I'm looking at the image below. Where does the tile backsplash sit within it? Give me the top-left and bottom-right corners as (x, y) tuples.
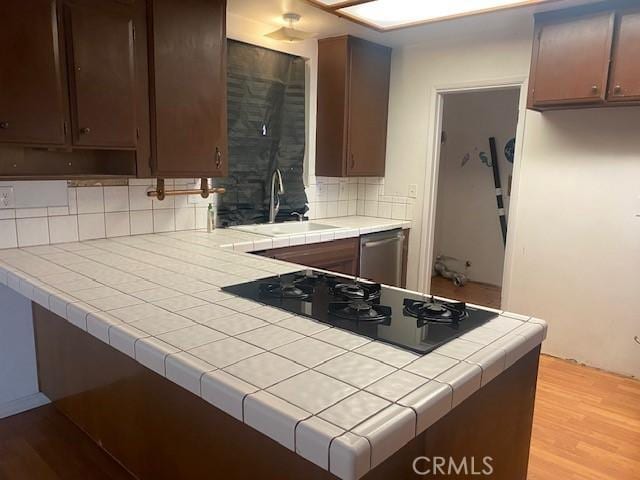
(0, 179), (212, 249)
(306, 177), (414, 222)
(0, 176), (414, 249)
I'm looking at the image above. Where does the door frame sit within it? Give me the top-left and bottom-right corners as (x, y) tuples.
(416, 76), (529, 309)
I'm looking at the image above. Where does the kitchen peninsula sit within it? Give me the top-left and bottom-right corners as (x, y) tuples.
(0, 218), (546, 480)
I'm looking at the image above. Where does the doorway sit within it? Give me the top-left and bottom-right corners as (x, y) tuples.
(429, 88), (520, 309)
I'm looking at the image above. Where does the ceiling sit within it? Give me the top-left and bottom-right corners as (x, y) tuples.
(227, 0), (601, 47)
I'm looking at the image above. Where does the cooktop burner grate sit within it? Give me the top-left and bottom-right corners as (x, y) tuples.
(403, 298), (468, 324)
(328, 278), (381, 301)
(259, 277), (314, 300)
(328, 300), (391, 323)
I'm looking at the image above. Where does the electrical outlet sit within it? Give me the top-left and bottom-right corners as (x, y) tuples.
(0, 187), (15, 209)
(408, 184), (418, 199)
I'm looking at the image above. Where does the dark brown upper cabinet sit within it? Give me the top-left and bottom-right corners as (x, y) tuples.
(147, 0), (228, 178)
(528, 2), (640, 111)
(0, 0), (148, 178)
(0, 0), (68, 146)
(608, 8), (640, 102)
(65, 1), (137, 149)
(316, 36), (391, 177)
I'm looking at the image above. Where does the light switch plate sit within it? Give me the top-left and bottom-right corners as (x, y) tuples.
(0, 187), (15, 209)
(408, 184), (418, 199)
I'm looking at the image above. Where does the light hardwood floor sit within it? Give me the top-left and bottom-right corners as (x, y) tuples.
(1, 356), (638, 479)
(430, 275), (502, 309)
(529, 355), (640, 480)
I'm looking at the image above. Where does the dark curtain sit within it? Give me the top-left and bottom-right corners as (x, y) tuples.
(213, 40), (308, 226)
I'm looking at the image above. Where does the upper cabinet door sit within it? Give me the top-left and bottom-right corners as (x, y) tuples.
(608, 9), (640, 102)
(316, 35), (391, 178)
(149, 0), (228, 178)
(529, 11), (615, 108)
(347, 38), (391, 177)
(66, 2), (137, 148)
(0, 0), (68, 145)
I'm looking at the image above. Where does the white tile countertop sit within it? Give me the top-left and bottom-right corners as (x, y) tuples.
(0, 220), (546, 480)
(206, 216), (411, 252)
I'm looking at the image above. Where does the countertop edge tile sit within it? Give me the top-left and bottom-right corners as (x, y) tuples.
(134, 337), (180, 376)
(108, 323), (149, 358)
(463, 345), (508, 387)
(244, 391), (311, 451)
(329, 432), (371, 480)
(201, 370), (259, 422)
(86, 312), (122, 344)
(528, 317), (548, 340)
(435, 362), (482, 408)
(351, 404), (416, 469)
(66, 302), (99, 331)
(296, 416), (345, 470)
(165, 351), (217, 396)
(398, 380), (453, 435)
(49, 293), (78, 320)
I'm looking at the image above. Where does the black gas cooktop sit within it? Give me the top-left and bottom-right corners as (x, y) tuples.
(222, 270), (498, 354)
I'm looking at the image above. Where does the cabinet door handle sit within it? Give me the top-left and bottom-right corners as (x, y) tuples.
(591, 85), (599, 94)
(79, 127), (91, 135)
(0, 121), (9, 129)
(613, 84), (622, 94)
(350, 153), (355, 169)
(215, 147), (223, 170)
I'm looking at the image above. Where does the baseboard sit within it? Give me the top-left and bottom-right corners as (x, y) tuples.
(0, 392), (50, 419)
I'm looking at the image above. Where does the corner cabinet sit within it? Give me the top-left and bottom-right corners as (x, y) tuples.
(528, 4), (640, 111)
(316, 36), (391, 177)
(0, 0), (227, 180)
(0, 0), (149, 178)
(147, 0), (228, 178)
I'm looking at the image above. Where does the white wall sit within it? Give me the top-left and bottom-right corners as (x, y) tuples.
(384, 15), (534, 291)
(385, 16), (640, 377)
(0, 285), (39, 406)
(508, 107), (640, 378)
(434, 89), (519, 286)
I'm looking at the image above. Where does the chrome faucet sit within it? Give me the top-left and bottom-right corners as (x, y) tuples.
(268, 168), (284, 223)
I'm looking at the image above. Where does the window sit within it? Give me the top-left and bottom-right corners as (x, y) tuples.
(213, 40), (308, 226)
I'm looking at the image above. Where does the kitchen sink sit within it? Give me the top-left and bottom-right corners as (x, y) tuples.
(231, 222), (339, 237)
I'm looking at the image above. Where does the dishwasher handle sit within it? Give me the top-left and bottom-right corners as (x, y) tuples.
(361, 233), (405, 249)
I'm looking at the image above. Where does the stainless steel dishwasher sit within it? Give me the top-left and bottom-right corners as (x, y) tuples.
(359, 229), (406, 287)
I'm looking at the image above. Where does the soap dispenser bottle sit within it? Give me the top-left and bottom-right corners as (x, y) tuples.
(207, 203), (216, 232)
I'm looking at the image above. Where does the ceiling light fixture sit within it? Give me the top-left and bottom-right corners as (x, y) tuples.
(265, 13), (313, 42)
(310, 0), (555, 30)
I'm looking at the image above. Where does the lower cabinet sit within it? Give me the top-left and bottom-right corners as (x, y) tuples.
(255, 238), (359, 276)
